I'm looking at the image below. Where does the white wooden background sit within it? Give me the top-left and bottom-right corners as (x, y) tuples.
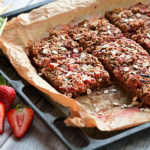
(1, 0), (150, 150)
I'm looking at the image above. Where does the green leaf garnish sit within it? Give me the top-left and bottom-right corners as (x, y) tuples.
(0, 17), (7, 36)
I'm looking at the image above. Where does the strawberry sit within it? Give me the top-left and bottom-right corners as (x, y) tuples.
(7, 105), (34, 139)
(0, 102), (5, 134)
(0, 85), (16, 112)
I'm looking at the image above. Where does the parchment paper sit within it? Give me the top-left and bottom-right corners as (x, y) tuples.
(0, 0), (150, 131)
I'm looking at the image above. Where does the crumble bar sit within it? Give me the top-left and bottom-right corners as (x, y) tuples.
(93, 38), (150, 105)
(105, 2), (150, 53)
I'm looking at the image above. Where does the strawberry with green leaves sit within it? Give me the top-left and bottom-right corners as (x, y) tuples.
(7, 105), (34, 138)
(0, 75), (16, 112)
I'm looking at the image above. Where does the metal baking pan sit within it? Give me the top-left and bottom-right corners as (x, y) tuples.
(1, 1), (150, 150)
(1, 0), (55, 18)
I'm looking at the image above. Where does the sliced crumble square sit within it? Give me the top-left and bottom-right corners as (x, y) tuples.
(41, 52), (111, 97)
(27, 30), (111, 97)
(105, 2), (150, 53)
(105, 4), (148, 34)
(93, 38), (150, 105)
(69, 17), (123, 53)
(123, 3), (150, 53)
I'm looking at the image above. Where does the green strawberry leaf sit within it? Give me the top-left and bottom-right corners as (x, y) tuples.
(7, 82), (10, 86)
(0, 17), (7, 36)
(0, 75), (10, 86)
(0, 75), (6, 85)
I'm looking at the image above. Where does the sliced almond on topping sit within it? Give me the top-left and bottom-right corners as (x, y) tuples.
(144, 38), (150, 43)
(66, 72), (73, 76)
(118, 11), (124, 17)
(123, 67), (129, 72)
(126, 55), (131, 59)
(132, 50), (137, 54)
(107, 30), (112, 34)
(57, 42), (62, 47)
(82, 74), (91, 81)
(143, 62), (149, 67)
(95, 107), (99, 112)
(38, 73), (43, 76)
(82, 64), (88, 71)
(127, 104), (133, 108)
(120, 105), (124, 109)
(95, 70), (100, 75)
(131, 44), (135, 47)
(93, 103), (96, 107)
(107, 25), (111, 29)
(67, 93), (73, 97)
(50, 63), (59, 67)
(76, 34), (81, 37)
(101, 45), (108, 48)
(140, 108), (144, 112)
(147, 33), (150, 38)
(61, 35), (66, 40)
(84, 23), (88, 28)
(104, 90), (109, 94)
(96, 46), (101, 51)
(111, 50), (117, 55)
(113, 102), (119, 106)
(129, 18), (133, 22)
(52, 50), (58, 54)
(87, 65), (93, 70)
(136, 13), (141, 17)
(75, 37), (81, 40)
(123, 104), (128, 108)
(87, 89), (92, 95)
(111, 89), (117, 92)
(73, 48), (78, 53)
(95, 30), (98, 34)
(71, 42), (76, 47)
(42, 44), (49, 49)
(59, 46), (67, 51)
(120, 54), (125, 57)
(98, 112), (102, 115)
(123, 18), (128, 22)
(80, 53), (86, 59)
(114, 29), (119, 33)
(144, 108), (150, 112)
(69, 59), (75, 64)
(133, 65), (139, 69)
(43, 49), (48, 54)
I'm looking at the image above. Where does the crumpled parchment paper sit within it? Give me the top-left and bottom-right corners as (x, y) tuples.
(0, 0), (150, 131)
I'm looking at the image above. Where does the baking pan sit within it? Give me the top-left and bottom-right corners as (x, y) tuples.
(1, 0), (55, 18)
(1, 1), (150, 150)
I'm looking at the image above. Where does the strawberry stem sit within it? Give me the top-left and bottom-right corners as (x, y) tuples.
(15, 104), (23, 112)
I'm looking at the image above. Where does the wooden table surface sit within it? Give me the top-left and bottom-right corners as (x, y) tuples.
(1, 1), (150, 150)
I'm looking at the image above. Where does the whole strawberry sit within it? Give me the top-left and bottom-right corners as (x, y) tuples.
(0, 85), (16, 112)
